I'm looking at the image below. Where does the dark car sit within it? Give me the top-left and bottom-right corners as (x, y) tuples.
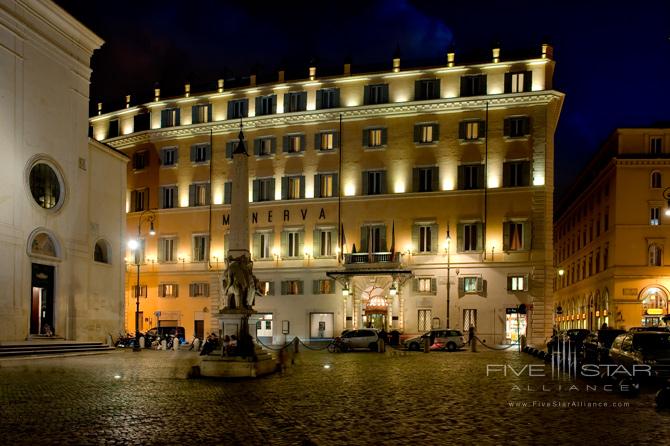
(582, 329), (626, 364)
(628, 326), (670, 332)
(548, 329), (590, 358)
(609, 331), (670, 380)
(144, 326), (186, 347)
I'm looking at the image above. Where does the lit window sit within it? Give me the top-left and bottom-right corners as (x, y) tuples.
(651, 207), (661, 226)
(158, 237), (176, 263)
(649, 244), (663, 266)
(160, 108), (179, 127)
(189, 282), (209, 297)
(504, 222), (526, 251)
(318, 174), (334, 198)
(254, 178), (275, 202)
(506, 71), (532, 93)
(463, 277), (479, 293)
(287, 232), (300, 257)
(417, 278), (433, 293)
(258, 232), (271, 259)
(190, 183), (210, 206)
(192, 104), (211, 124)
(159, 283), (178, 297)
(288, 135), (302, 152)
(319, 230), (333, 256)
(321, 132), (334, 150)
(368, 129), (383, 147)
(418, 225), (432, 253)
(508, 275), (527, 291)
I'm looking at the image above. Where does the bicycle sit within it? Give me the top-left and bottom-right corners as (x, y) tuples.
(327, 337), (349, 353)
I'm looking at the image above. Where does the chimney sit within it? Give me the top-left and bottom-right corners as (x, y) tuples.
(125, 95), (131, 108)
(250, 73), (256, 87)
(309, 66), (316, 80)
(97, 102), (102, 115)
(542, 43), (554, 59)
(154, 83), (160, 101)
(447, 51), (455, 67)
(344, 56), (352, 76)
(278, 70), (285, 82)
(492, 47), (500, 63)
(392, 45), (401, 72)
(184, 82), (191, 97)
(217, 79), (224, 93)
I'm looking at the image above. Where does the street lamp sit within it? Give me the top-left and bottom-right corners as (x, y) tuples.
(129, 210), (156, 352)
(446, 224), (452, 328)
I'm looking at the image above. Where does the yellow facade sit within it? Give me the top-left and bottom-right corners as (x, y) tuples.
(92, 45), (563, 345)
(555, 128), (670, 331)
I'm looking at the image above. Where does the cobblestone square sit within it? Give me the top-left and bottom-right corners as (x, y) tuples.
(1, 348), (670, 445)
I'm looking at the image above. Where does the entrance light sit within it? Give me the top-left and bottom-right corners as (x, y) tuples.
(342, 283), (349, 296)
(389, 283), (397, 296)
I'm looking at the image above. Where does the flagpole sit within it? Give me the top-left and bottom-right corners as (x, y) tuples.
(338, 113), (343, 263)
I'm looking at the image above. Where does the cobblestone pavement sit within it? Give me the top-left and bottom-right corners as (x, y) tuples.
(1, 346), (670, 445)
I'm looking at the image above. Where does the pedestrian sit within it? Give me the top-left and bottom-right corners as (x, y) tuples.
(378, 327), (387, 344)
(221, 335), (230, 357)
(600, 322), (608, 330)
(468, 326), (475, 344)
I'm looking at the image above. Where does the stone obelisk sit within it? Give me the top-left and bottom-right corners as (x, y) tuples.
(228, 127), (250, 260)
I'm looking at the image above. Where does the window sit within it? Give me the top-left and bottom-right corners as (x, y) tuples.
(360, 225), (386, 252)
(282, 230), (303, 258)
(414, 79), (440, 100)
(364, 84), (389, 105)
(415, 277), (436, 294)
(160, 147), (178, 167)
(504, 71), (532, 93)
(189, 183), (210, 206)
(504, 117), (531, 138)
(651, 207), (661, 226)
(363, 170), (386, 195)
(414, 167), (438, 192)
(461, 277), (482, 293)
(315, 131), (338, 151)
(254, 231), (273, 260)
(460, 74), (487, 96)
(284, 92), (307, 112)
(463, 309), (477, 332)
(256, 94), (276, 116)
(418, 309), (432, 331)
(458, 223), (482, 252)
(314, 279), (335, 294)
(189, 282), (209, 297)
(281, 280), (303, 295)
(650, 244), (663, 266)
(508, 275), (528, 292)
(130, 189), (148, 212)
(254, 137), (276, 156)
(192, 235), (209, 262)
(94, 240), (110, 264)
(364, 128), (386, 148)
(132, 151), (148, 170)
(108, 119), (119, 138)
(314, 228), (334, 257)
(459, 121), (485, 140)
(259, 281), (275, 296)
(282, 175), (304, 200)
(414, 223), (437, 253)
(283, 134), (305, 153)
(650, 137), (663, 154)
(458, 165), (483, 190)
(227, 99), (248, 119)
(316, 88), (340, 109)
(224, 182), (232, 204)
(314, 173), (337, 198)
(191, 104), (212, 124)
(158, 237), (176, 263)
(651, 171), (662, 188)
(503, 161), (530, 187)
(191, 144), (211, 163)
(253, 178), (275, 202)
(160, 108), (180, 127)
(414, 124), (438, 144)
(225, 140), (238, 159)
(158, 284), (179, 298)
(159, 186), (177, 209)
(134, 112), (150, 132)
(503, 221), (528, 251)
(29, 162), (62, 209)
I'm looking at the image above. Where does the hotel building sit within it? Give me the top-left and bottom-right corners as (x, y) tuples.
(555, 127), (670, 330)
(91, 44), (563, 345)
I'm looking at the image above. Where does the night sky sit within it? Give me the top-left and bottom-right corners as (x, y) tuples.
(56, 0), (670, 194)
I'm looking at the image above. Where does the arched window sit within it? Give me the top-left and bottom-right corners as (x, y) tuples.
(651, 171), (662, 189)
(94, 239), (111, 264)
(649, 244), (663, 266)
(28, 230), (60, 259)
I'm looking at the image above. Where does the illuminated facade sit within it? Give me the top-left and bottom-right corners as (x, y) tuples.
(555, 128), (670, 330)
(92, 44), (563, 345)
(0, 0), (126, 342)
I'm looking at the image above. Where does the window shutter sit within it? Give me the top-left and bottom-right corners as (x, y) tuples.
(477, 165), (485, 189)
(313, 280), (320, 294)
(299, 92), (307, 111)
(333, 89), (340, 107)
(159, 149), (165, 165)
(380, 171), (387, 194)
(269, 137), (276, 154)
(433, 124), (440, 141)
(362, 129), (369, 147)
(413, 125), (421, 143)
(252, 179), (259, 202)
(227, 101), (233, 119)
(191, 106), (198, 124)
(523, 221), (532, 250)
(478, 121), (486, 138)
(281, 231), (288, 258)
(457, 166), (465, 190)
(503, 118), (511, 137)
(412, 168), (420, 192)
(281, 281), (288, 295)
(130, 191), (137, 211)
(255, 96), (262, 115)
(476, 223), (484, 251)
(224, 182), (232, 204)
(382, 85), (389, 103)
(504, 72), (512, 93)
(314, 174), (321, 198)
(430, 224), (438, 253)
(523, 274), (529, 292)
(333, 173), (339, 197)
(300, 175), (305, 198)
(414, 80), (422, 100)
(431, 166), (439, 192)
(189, 283), (195, 298)
(523, 71), (532, 92)
(315, 90), (323, 109)
(254, 139), (261, 156)
(503, 222), (511, 251)
(272, 95), (277, 114)
(282, 136), (289, 152)
(207, 104), (213, 122)
(298, 281), (304, 295)
(460, 77), (467, 97)
(431, 278), (437, 294)
(413, 278), (418, 292)
(205, 183), (211, 205)
(190, 146), (196, 162)
(522, 117), (531, 136)
(268, 281), (275, 296)
(522, 161), (531, 186)
(411, 225), (419, 253)
(363, 85), (370, 105)
(253, 233), (261, 259)
(476, 277), (484, 293)
(360, 226), (368, 253)
(283, 93), (290, 112)
(281, 177), (288, 200)
(226, 142), (233, 159)
(158, 188), (164, 209)
(362, 171), (369, 195)
(269, 178), (275, 200)
(333, 131), (340, 149)
(458, 277), (465, 295)
(314, 133), (322, 151)
(313, 229), (321, 257)
(189, 184), (196, 207)
(300, 135), (306, 151)
(158, 284), (164, 297)
(503, 163), (511, 188)
(242, 100), (248, 117)
(174, 284), (179, 297)
(298, 231), (304, 256)
(160, 110), (167, 127)
(457, 223), (465, 252)
(158, 239), (165, 262)
(506, 275), (513, 291)
(380, 225), (387, 251)
(381, 128), (388, 146)
(480, 76), (487, 95)
(458, 122), (467, 139)
(205, 145), (211, 162)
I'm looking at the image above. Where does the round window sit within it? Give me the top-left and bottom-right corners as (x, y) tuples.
(29, 163), (61, 209)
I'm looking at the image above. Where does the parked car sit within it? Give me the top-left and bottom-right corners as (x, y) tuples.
(609, 331), (670, 380)
(404, 329), (466, 352)
(340, 329), (379, 351)
(581, 329), (626, 364)
(628, 326), (670, 332)
(547, 329), (590, 360)
(144, 326), (186, 347)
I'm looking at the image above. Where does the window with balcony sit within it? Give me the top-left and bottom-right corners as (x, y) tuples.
(458, 222), (483, 252)
(362, 170), (386, 195)
(255, 94), (276, 116)
(158, 237), (176, 263)
(283, 134), (305, 153)
(314, 173), (337, 198)
(650, 137), (663, 154)
(503, 161), (530, 187)
(360, 225), (386, 253)
(413, 167), (438, 192)
(503, 221), (529, 251)
(192, 235), (209, 262)
(227, 99), (248, 119)
(282, 175), (304, 200)
(458, 164), (484, 190)
(160, 108), (180, 127)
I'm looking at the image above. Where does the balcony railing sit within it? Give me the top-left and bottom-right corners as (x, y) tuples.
(344, 252), (400, 265)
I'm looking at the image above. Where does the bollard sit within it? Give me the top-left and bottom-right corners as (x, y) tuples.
(173, 337), (179, 351)
(423, 337), (430, 353)
(378, 338), (385, 353)
(471, 336), (477, 352)
(293, 337), (300, 354)
(139, 336), (145, 349)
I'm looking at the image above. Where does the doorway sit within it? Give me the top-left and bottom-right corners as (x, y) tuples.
(194, 320), (205, 339)
(31, 263), (55, 335)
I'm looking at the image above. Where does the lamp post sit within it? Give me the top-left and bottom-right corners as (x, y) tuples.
(128, 209), (156, 352)
(446, 225), (451, 329)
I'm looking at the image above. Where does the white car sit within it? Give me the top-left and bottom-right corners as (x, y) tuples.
(404, 329), (465, 351)
(340, 329), (380, 351)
